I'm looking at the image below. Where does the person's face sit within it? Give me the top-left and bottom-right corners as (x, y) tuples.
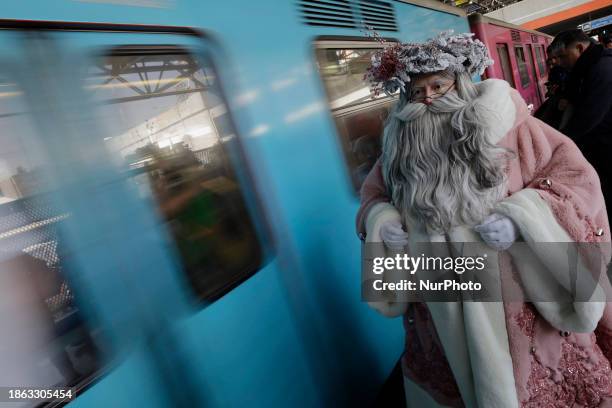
(409, 73), (456, 105)
(546, 56), (558, 69)
(556, 42), (588, 70)
(546, 83), (559, 95)
(605, 42), (612, 49)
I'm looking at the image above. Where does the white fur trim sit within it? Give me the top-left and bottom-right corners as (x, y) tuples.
(426, 226), (518, 408)
(364, 202), (408, 317)
(473, 79), (516, 145)
(376, 212), (518, 406)
(367, 300), (408, 318)
(495, 189), (605, 332)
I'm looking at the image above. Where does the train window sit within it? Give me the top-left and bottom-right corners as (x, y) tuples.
(514, 46), (531, 88)
(86, 51), (264, 302)
(496, 44), (516, 88)
(0, 75), (103, 395)
(525, 44), (537, 80)
(535, 46), (546, 77)
(314, 42), (397, 192)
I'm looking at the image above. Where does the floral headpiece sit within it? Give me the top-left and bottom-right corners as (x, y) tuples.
(363, 29), (494, 97)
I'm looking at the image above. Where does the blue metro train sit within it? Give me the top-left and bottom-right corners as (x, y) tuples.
(0, 1), (471, 406)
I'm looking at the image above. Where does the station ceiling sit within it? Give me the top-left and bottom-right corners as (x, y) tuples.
(439, 0), (523, 15)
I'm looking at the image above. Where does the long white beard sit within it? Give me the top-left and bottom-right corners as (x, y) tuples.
(381, 91), (510, 233)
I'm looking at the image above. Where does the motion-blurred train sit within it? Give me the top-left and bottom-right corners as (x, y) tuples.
(0, 1), (551, 407)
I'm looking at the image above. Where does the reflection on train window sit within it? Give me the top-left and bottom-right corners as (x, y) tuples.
(535, 45), (546, 77)
(514, 46), (531, 88)
(314, 43), (397, 192)
(0, 76), (102, 397)
(87, 51), (263, 301)
(496, 43), (516, 88)
(315, 46), (395, 109)
(334, 106), (389, 189)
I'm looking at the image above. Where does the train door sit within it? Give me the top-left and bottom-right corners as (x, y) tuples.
(0, 25), (324, 407)
(525, 44), (543, 106)
(495, 43), (516, 88)
(513, 45), (537, 111)
(0, 29), (193, 407)
(533, 44), (549, 102)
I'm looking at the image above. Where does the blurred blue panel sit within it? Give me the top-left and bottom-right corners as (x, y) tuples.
(69, 348), (172, 408)
(176, 260), (322, 407)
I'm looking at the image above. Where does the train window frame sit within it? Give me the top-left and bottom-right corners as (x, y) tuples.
(0, 23), (275, 306)
(514, 45), (531, 89)
(524, 44), (537, 80)
(91, 44), (273, 304)
(534, 45), (546, 78)
(313, 38), (400, 195)
(496, 43), (516, 88)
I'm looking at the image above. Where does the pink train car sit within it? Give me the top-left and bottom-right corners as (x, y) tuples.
(470, 14), (553, 112)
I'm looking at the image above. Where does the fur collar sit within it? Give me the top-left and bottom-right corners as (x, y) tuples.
(473, 79), (518, 145)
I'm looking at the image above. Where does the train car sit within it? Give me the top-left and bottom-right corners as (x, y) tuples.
(0, 1), (472, 407)
(469, 13), (553, 111)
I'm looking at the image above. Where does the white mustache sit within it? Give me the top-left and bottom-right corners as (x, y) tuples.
(394, 91), (467, 122)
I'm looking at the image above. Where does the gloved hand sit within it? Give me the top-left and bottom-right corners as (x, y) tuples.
(368, 300), (408, 317)
(474, 213), (519, 251)
(380, 220), (409, 250)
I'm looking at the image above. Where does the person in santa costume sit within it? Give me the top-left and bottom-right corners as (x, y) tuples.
(357, 31), (612, 407)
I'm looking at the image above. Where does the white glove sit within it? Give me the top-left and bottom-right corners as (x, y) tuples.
(380, 220), (409, 249)
(474, 213), (519, 251)
(368, 300), (408, 317)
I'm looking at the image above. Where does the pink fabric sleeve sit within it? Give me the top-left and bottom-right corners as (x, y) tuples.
(508, 112), (612, 357)
(512, 114), (610, 244)
(355, 159), (390, 237)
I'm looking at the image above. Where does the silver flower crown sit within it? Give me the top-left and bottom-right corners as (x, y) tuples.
(364, 29), (494, 97)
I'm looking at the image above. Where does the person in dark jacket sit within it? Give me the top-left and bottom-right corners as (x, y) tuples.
(551, 29), (612, 208)
(533, 65), (570, 129)
(602, 31), (612, 49)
